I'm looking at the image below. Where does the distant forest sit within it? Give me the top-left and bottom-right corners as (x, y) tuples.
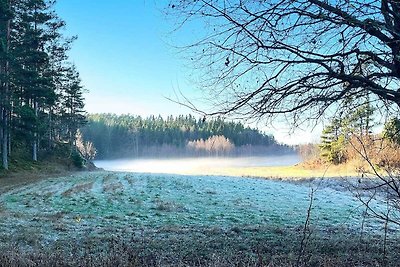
(81, 114), (292, 159)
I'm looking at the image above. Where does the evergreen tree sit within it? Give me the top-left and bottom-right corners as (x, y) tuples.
(0, 0), (12, 169)
(12, 0), (56, 161)
(319, 100), (375, 164)
(383, 118), (400, 145)
(59, 65), (86, 146)
(81, 114), (283, 159)
(347, 102), (375, 136)
(0, 0), (87, 169)
(319, 119), (348, 164)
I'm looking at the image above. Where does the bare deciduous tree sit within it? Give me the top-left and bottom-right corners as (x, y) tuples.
(168, 1), (400, 257)
(167, 0), (400, 124)
(187, 135), (235, 155)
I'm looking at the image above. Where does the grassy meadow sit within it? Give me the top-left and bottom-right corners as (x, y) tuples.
(0, 170), (399, 266)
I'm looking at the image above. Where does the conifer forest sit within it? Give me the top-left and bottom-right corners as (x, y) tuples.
(82, 114), (289, 159)
(0, 0), (85, 170)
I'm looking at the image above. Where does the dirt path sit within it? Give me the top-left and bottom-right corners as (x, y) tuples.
(0, 170), (84, 194)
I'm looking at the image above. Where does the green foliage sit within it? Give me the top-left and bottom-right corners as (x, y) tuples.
(319, 101), (375, 165)
(383, 118), (400, 145)
(319, 119), (348, 164)
(70, 149), (84, 168)
(0, 0), (87, 169)
(347, 103), (375, 136)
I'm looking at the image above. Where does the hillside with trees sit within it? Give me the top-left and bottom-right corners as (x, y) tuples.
(0, 0), (87, 170)
(81, 113), (291, 159)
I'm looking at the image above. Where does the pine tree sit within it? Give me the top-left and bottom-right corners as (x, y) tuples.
(383, 118), (400, 145)
(10, 0), (54, 161)
(59, 65), (86, 147)
(348, 102), (375, 136)
(43, 11), (75, 149)
(0, 0), (13, 169)
(319, 99), (376, 164)
(0, 0), (87, 169)
(319, 119), (347, 164)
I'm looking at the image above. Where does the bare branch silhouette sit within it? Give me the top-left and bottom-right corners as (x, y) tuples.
(166, 0), (400, 123)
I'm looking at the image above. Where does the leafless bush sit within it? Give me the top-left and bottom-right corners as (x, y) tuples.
(296, 143), (320, 161)
(346, 135), (400, 172)
(186, 135), (235, 156)
(342, 135), (400, 267)
(76, 130), (97, 160)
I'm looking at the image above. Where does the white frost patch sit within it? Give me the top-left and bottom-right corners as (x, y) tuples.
(0, 171), (396, 249)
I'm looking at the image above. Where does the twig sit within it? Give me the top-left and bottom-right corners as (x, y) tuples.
(296, 188), (315, 267)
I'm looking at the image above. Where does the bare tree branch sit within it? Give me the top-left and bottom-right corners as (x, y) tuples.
(167, 0), (400, 123)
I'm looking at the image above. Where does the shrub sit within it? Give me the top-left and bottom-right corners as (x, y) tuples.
(71, 150), (85, 168)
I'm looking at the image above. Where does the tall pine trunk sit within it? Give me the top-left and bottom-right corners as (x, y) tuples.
(32, 6), (38, 162)
(33, 100), (38, 161)
(0, 60), (4, 169)
(1, 5), (11, 170)
(2, 109), (8, 169)
(48, 109), (52, 149)
(8, 103), (11, 156)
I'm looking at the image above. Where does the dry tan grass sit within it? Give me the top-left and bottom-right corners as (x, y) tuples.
(62, 181), (94, 196)
(193, 163), (359, 179)
(0, 235), (395, 267)
(102, 173), (117, 184)
(103, 181), (123, 193)
(124, 174), (136, 186)
(295, 136), (400, 178)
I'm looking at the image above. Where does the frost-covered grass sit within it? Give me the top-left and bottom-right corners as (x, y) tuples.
(0, 171), (399, 266)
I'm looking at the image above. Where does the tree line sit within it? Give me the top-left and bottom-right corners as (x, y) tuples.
(81, 113), (290, 159)
(319, 99), (375, 164)
(0, 0), (86, 169)
(318, 114), (400, 168)
(296, 96), (400, 168)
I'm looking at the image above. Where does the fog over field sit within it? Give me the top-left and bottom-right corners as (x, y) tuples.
(94, 154), (301, 174)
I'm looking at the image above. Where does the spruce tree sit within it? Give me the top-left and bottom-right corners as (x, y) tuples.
(60, 65), (86, 147)
(0, 0), (12, 169)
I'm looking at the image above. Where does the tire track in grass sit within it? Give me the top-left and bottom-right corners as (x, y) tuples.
(120, 173), (144, 222)
(0, 171), (398, 254)
(61, 181), (94, 197)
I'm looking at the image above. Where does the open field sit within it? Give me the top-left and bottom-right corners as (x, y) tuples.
(94, 155), (359, 179)
(184, 164), (360, 179)
(0, 171), (399, 266)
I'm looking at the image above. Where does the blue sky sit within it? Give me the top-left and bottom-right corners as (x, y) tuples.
(55, 0), (193, 116)
(54, 0), (319, 144)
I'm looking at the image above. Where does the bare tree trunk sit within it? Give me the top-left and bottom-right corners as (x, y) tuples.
(135, 131), (139, 157)
(33, 100), (38, 162)
(8, 107), (11, 156)
(2, 109), (8, 169)
(0, 74), (3, 169)
(48, 108), (52, 149)
(6, 13), (10, 159)
(1, 7), (11, 170)
(32, 4), (38, 162)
